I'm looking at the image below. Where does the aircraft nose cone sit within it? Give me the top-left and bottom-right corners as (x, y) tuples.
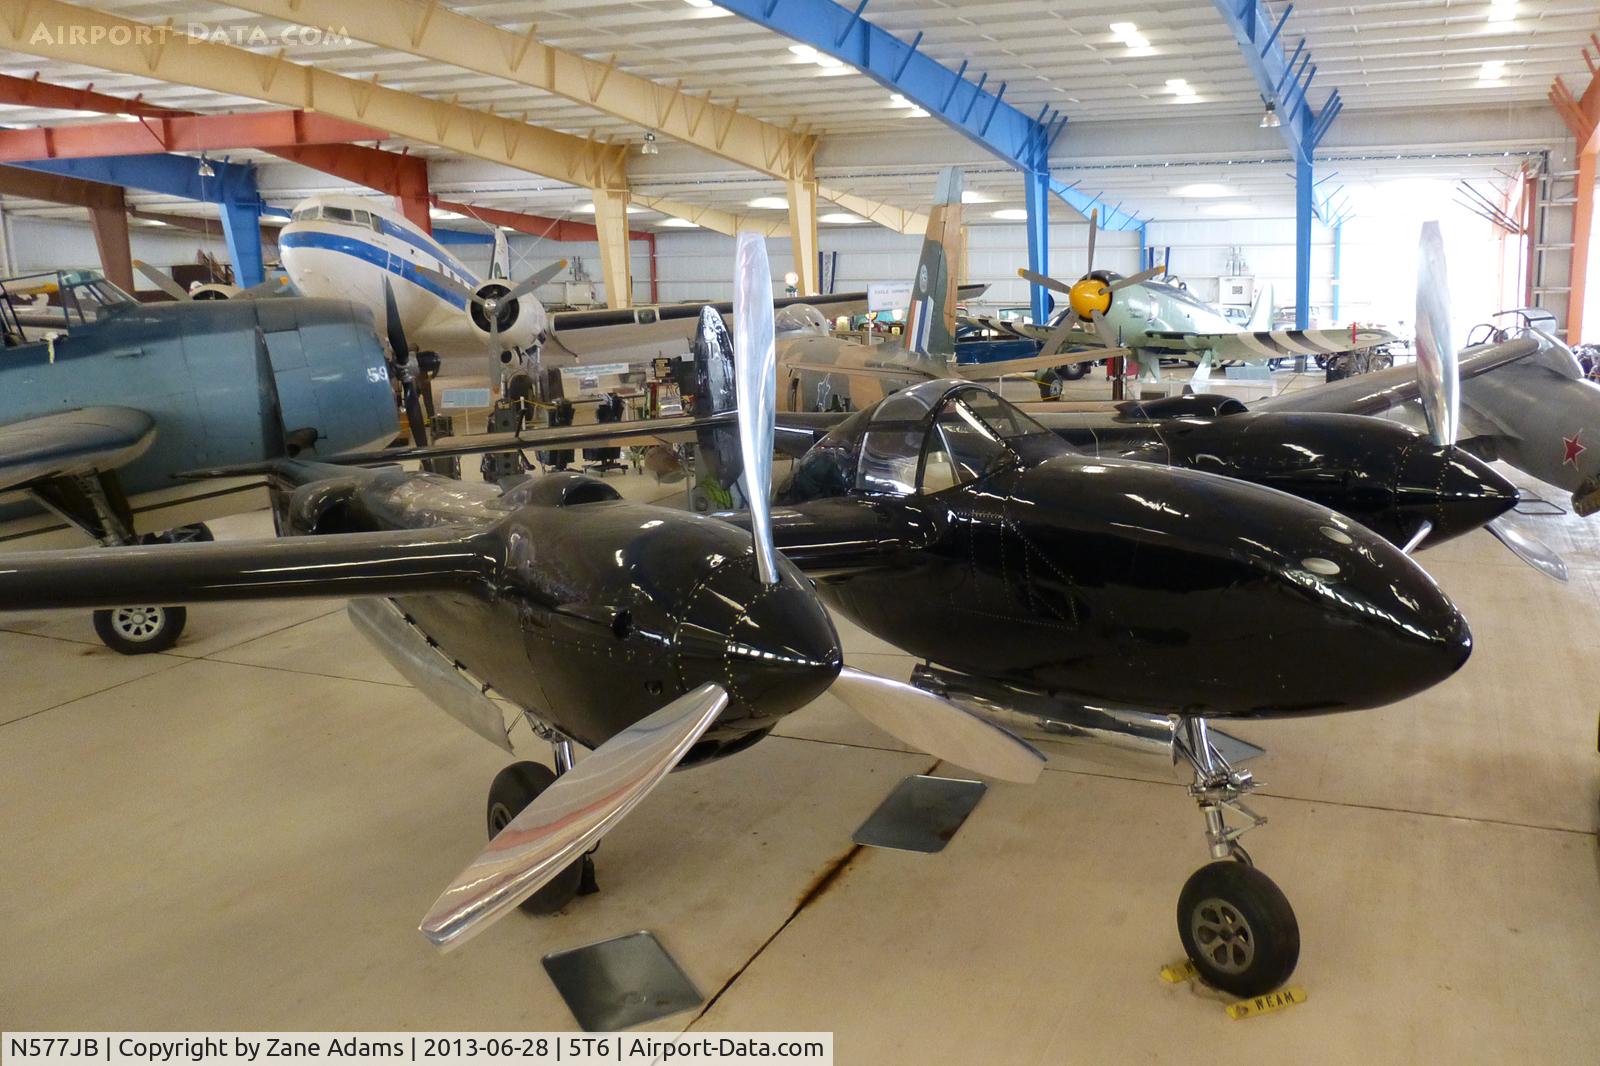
(1274, 521), (1473, 710)
(1395, 442), (1519, 546)
(722, 580), (844, 718)
(676, 553), (842, 724)
(1068, 277), (1111, 319)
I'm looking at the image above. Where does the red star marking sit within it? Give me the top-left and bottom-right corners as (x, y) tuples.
(1563, 431), (1586, 466)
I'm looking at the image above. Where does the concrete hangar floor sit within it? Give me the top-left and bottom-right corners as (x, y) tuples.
(1, 461), (1597, 1063)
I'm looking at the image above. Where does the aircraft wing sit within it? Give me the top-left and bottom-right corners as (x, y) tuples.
(0, 525), (495, 609)
(0, 406), (156, 494)
(1182, 326), (1397, 360)
(1253, 337), (1540, 416)
(957, 348), (1130, 378)
(546, 284), (989, 364)
(785, 359), (939, 381)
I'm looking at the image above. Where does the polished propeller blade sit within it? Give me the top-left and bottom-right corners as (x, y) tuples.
(733, 231), (780, 586)
(1038, 313), (1090, 359)
(1017, 267), (1074, 296)
(1401, 520), (1433, 555)
(495, 259), (568, 305)
(1415, 220), (1459, 447)
(133, 260), (191, 301)
(1487, 516), (1568, 583)
(1413, 223), (1567, 580)
(420, 683), (728, 950)
(829, 667), (1046, 784)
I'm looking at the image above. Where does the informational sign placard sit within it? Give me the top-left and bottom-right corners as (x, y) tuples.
(439, 388), (492, 409)
(867, 280), (913, 313)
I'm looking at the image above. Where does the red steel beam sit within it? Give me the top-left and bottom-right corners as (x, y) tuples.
(0, 72), (432, 233)
(0, 111), (390, 162)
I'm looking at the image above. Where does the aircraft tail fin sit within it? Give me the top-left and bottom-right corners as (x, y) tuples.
(491, 229), (511, 280)
(902, 167), (965, 363)
(1246, 283), (1273, 331)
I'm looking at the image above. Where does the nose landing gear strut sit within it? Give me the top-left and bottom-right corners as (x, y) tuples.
(1173, 717), (1299, 997)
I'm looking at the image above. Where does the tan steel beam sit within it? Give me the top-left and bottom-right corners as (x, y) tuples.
(626, 194), (789, 238)
(0, 0), (628, 192)
(592, 188), (634, 310)
(786, 177), (818, 295)
(816, 185), (928, 235)
(235, 0), (817, 183)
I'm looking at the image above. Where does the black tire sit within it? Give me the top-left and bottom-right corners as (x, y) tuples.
(1056, 362), (1090, 381)
(1177, 860), (1300, 997)
(92, 605), (187, 655)
(485, 760), (584, 915)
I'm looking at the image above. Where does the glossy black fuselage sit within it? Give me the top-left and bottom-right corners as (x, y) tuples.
(1032, 407), (1518, 550)
(768, 384), (1472, 719)
(288, 467), (841, 756)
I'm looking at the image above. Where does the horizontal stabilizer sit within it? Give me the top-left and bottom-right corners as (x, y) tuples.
(0, 526), (496, 610)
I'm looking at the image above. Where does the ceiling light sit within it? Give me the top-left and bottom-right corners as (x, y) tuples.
(196, 156), (215, 178)
(1109, 22), (1137, 36)
(1165, 78), (1189, 89)
(684, 0), (714, 6)
(574, 203), (645, 215)
(816, 55), (843, 69)
(888, 93), (912, 108)
(117, 113), (142, 122)
(789, 44), (817, 60)
(961, 190), (994, 204)
(1487, 1), (1517, 24)
(640, 131), (659, 155)
(658, 218), (699, 228)
(1259, 101), (1281, 128)
(1477, 59), (1507, 85)
(1174, 183), (1231, 198)
(144, 218), (168, 226)
(992, 208), (1028, 220)
(820, 212), (868, 224)
(905, 107), (930, 118)
(748, 196), (788, 209)
(430, 207), (465, 220)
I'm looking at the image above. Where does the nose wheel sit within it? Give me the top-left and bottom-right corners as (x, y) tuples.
(1173, 717), (1299, 997)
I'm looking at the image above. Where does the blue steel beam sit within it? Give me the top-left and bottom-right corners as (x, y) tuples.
(718, 0), (1145, 321)
(1213, 0), (1345, 328)
(18, 154), (268, 286)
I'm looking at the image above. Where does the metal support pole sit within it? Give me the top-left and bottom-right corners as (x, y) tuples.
(1024, 167), (1050, 325)
(1331, 220), (1342, 322)
(1295, 156), (1313, 331)
(218, 196), (265, 288)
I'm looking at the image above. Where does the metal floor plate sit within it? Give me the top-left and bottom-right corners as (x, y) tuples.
(852, 774), (987, 854)
(542, 930), (702, 1031)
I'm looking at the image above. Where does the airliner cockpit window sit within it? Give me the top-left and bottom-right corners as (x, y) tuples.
(322, 206), (356, 224)
(291, 205), (321, 222)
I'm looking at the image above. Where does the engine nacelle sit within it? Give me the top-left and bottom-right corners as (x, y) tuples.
(470, 281), (545, 354)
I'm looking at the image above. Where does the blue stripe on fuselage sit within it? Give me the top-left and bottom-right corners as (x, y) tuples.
(374, 217), (478, 280)
(279, 229), (471, 310)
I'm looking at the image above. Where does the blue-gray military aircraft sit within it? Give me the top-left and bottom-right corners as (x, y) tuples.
(0, 268), (398, 651)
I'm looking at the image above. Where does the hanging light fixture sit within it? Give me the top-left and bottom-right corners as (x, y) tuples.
(640, 132), (659, 156)
(1259, 100), (1281, 129)
(196, 154), (215, 177)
